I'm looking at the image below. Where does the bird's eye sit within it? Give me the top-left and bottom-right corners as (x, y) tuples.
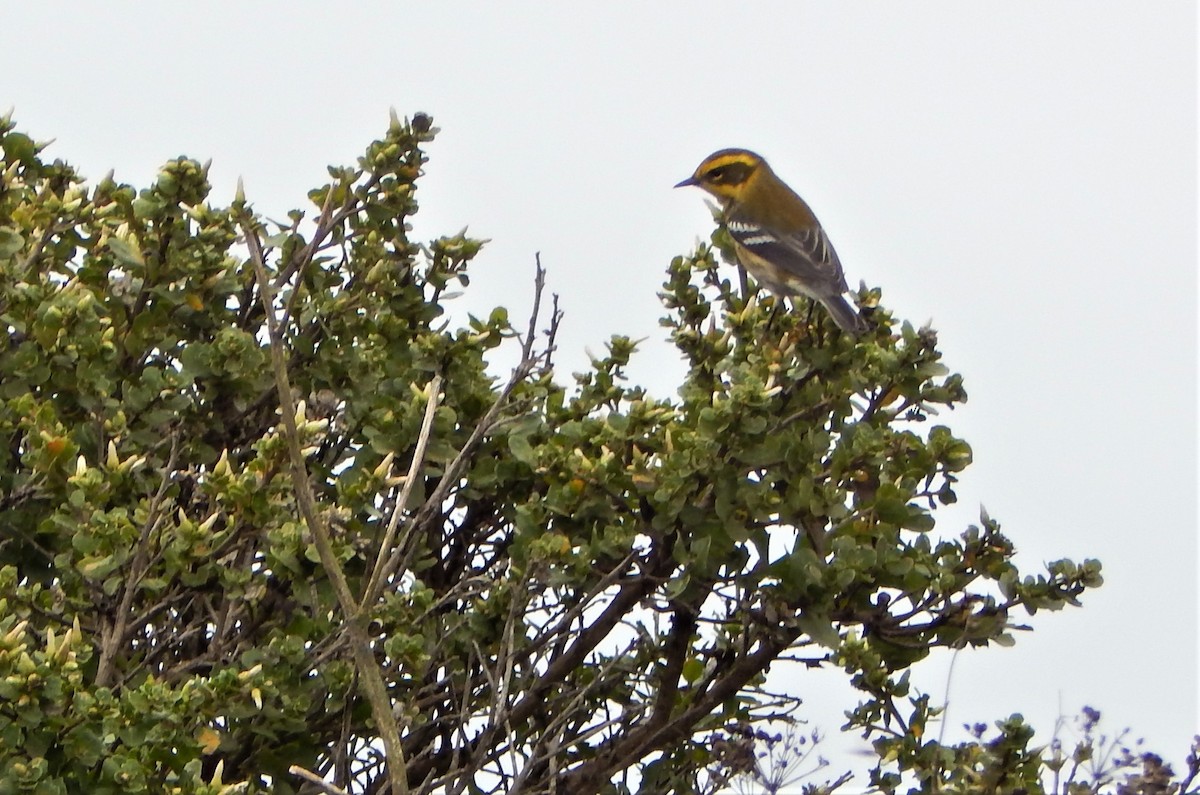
(707, 167), (725, 182)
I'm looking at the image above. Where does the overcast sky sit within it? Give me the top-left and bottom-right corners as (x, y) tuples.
(3, 1), (1195, 784)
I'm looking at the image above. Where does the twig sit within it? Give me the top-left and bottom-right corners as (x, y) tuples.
(289, 765), (349, 795)
(378, 257), (550, 592)
(937, 644), (964, 747)
(241, 214), (410, 795)
(501, 542), (675, 741)
(362, 373), (444, 609)
(464, 569), (530, 785)
(514, 549), (638, 667)
(440, 655), (481, 795)
(540, 292), (564, 376)
(96, 434), (179, 687)
(558, 626), (804, 793)
(273, 176), (372, 288)
(16, 224), (57, 278)
(509, 646), (650, 795)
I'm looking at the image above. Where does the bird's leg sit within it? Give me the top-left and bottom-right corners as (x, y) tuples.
(805, 299), (824, 345)
(765, 297), (783, 334)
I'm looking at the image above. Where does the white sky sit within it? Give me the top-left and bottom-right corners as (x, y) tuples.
(3, 1), (1195, 785)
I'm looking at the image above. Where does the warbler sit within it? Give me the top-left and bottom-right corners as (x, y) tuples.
(676, 148), (869, 336)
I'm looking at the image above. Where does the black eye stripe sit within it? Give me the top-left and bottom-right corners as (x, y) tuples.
(705, 162), (752, 185)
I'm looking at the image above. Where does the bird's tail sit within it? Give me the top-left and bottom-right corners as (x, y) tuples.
(820, 294), (870, 337)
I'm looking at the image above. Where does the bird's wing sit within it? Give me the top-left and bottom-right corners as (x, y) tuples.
(726, 217), (850, 294)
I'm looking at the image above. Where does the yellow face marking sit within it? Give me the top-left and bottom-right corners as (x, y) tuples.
(681, 149), (766, 202)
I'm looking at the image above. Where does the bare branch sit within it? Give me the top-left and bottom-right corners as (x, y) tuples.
(96, 434), (179, 688)
(559, 626), (802, 793)
(274, 174), (374, 289)
(241, 213), (410, 795)
(289, 765), (349, 795)
(362, 373), (444, 609)
(380, 258), (550, 592)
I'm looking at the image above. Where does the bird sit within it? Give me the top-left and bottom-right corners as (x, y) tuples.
(675, 148), (869, 336)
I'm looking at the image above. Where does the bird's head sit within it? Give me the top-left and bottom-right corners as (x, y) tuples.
(674, 148), (767, 205)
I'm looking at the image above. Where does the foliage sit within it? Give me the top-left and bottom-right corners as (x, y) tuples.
(0, 109), (1132, 794)
(721, 711), (1200, 795)
(720, 721), (850, 795)
(1040, 709), (1200, 795)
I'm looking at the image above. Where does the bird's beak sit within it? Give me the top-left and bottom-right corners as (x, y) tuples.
(674, 176), (698, 188)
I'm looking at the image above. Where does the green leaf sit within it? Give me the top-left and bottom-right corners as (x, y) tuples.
(77, 554), (118, 580)
(2, 131), (36, 163)
(0, 226), (24, 258)
(507, 433), (536, 466)
(106, 236), (145, 267)
(773, 546), (823, 595)
(796, 610), (840, 649)
(902, 508), (936, 533)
